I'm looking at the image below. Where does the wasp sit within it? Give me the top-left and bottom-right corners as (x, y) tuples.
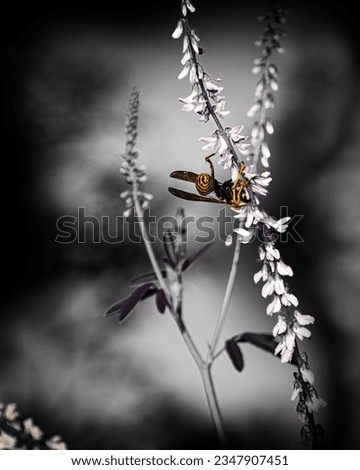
(168, 154), (250, 207)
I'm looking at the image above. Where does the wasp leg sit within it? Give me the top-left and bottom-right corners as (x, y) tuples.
(204, 153), (216, 178)
(231, 162), (250, 207)
(231, 161), (246, 188)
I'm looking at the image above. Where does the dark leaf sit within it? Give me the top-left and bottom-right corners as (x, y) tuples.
(104, 283), (156, 322)
(232, 332), (296, 365)
(238, 332), (277, 355)
(225, 339), (244, 372)
(182, 242), (213, 271)
(130, 270), (167, 287)
(163, 231), (177, 266)
(155, 289), (168, 314)
(140, 286), (158, 300)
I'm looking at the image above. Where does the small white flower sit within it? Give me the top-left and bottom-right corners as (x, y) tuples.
(225, 233), (233, 246)
(247, 101), (261, 117)
(120, 190), (130, 199)
(254, 268), (265, 284)
(204, 78), (222, 92)
(252, 65), (263, 75)
(172, 20), (184, 39)
(182, 34), (189, 53)
(266, 295), (282, 315)
(199, 134), (219, 151)
(47, 435), (67, 450)
(23, 418), (43, 441)
(261, 140), (270, 159)
(178, 61), (191, 80)
(0, 431), (17, 450)
(277, 259), (293, 276)
(234, 227), (255, 244)
(4, 403), (19, 421)
(273, 314), (287, 336)
(218, 149), (233, 170)
(290, 380), (302, 401)
(272, 216), (291, 233)
(294, 310), (315, 326)
(265, 243), (280, 261)
(185, 0), (196, 13)
(228, 124), (246, 143)
(142, 192), (153, 201)
(189, 64), (197, 83)
(293, 324), (312, 340)
(123, 208), (133, 218)
(190, 36), (199, 54)
(261, 155), (270, 167)
(281, 291), (299, 307)
(261, 276), (275, 297)
(306, 392), (327, 413)
(274, 274), (285, 295)
(265, 118), (274, 134)
(264, 93), (275, 109)
(300, 364), (315, 385)
(270, 78), (279, 91)
(274, 334), (295, 363)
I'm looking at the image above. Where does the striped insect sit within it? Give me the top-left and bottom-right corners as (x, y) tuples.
(168, 154), (250, 208)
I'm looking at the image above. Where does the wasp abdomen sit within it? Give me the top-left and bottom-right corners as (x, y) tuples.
(195, 173), (215, 195)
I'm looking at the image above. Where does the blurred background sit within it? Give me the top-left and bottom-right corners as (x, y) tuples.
(1, 0), (360, 449)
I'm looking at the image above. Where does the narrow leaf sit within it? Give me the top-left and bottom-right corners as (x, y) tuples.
(234, 332), (296, 365)
(155, 289), (168, 314)
(238, 332), (277, 354)
(104, 283), (156, 322)
(181, 243), (213, 271)
(163, 231), (177, 266)
(130, 270), (167, 287)
(225, 339), (244, 372)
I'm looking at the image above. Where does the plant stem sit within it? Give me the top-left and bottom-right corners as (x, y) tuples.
(200, 364), (227, 448)
(132, 182), (171, 300)
(172, 306), (228, 447)
(183, 21), (241, 167)
(208, 236), (242, 359)
(132, 184), (227, 446)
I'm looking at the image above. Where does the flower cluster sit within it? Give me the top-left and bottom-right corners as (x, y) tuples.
(172, 0), (251, 173)
(292, 355), (327, 433)
(248, 3), (287, 168)
(199, 126), (250, 171)
(0, 403), (66, 450)
(230, 160), (326, 424)
(252, 237), (327, 422)
(119, 87), (152, 217)
(173, 2), (229, 123)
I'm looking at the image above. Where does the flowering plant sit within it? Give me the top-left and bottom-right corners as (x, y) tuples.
(0, 403), (66, 450)
(105, 0), (326, 449)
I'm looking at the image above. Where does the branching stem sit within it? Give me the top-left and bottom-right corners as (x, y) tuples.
(132, 180), (227, 447)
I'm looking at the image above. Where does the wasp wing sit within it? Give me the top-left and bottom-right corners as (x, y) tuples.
(170, 171), (198, 183)
(168, 187), (226, 204)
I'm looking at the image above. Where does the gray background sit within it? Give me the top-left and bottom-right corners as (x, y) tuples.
(1, 0), (359, 449)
